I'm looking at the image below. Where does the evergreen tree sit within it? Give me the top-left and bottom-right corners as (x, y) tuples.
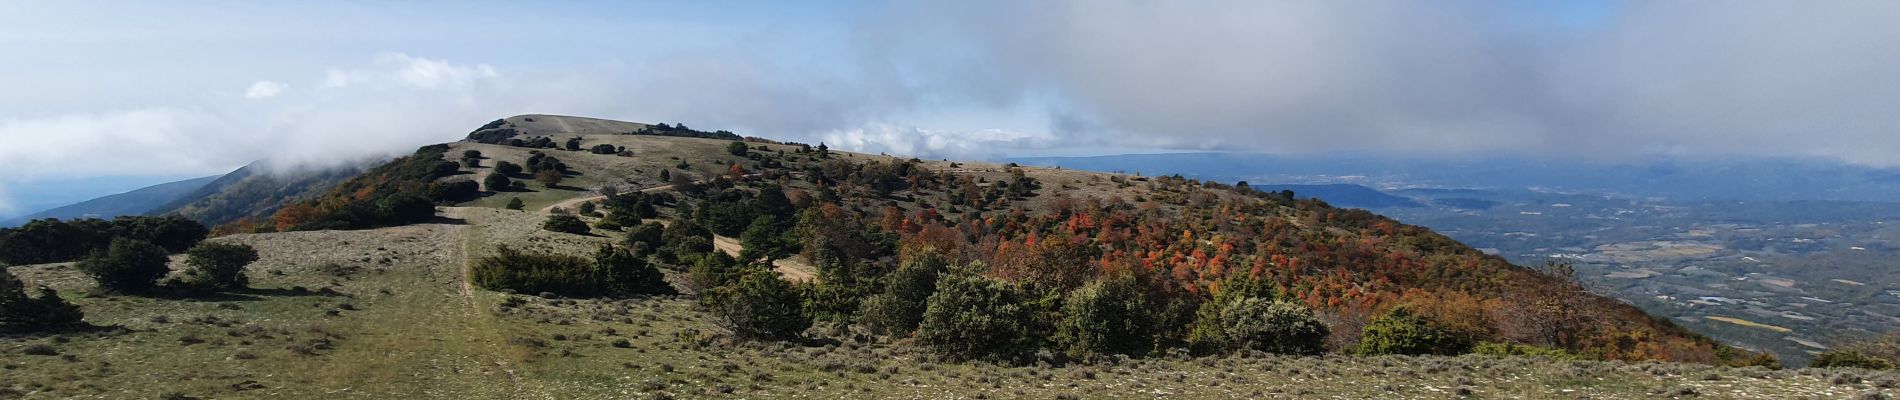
(76, 238), (172, 294)
(181, 242), (259, 291)
(484, 173), (513, 191)
(705, 269), (810, 340)
(0, 268), (84, 333)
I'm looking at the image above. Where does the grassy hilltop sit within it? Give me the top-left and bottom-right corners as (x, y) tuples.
(2, 115), (1895, 399)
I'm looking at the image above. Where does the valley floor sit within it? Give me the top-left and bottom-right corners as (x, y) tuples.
(2, 208), (1894, 399)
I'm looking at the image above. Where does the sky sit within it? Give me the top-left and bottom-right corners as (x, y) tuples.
(3, 0), (1900, 217)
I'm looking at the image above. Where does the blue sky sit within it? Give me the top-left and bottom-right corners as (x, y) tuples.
(4, 1), (1900, 218)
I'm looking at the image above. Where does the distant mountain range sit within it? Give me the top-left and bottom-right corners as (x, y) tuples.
(5, 161), (366, 228)
(2, 175), (218, 227)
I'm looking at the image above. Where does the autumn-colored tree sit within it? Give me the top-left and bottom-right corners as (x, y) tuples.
(534, 169), (563, 188)
(273, 203), (324, 231)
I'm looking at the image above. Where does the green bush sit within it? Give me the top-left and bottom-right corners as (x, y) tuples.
(1204, 297), (1328, 356)
(1810, 349), (1894, 370)
(858, 254), (948, 336)
(705, 269), (809, 340)
(1186, 276), (1282, 354)
(471, 245), (672, 297)
(624, 222), (664, 249)
(594, 244), (675, 296)
(75, 238), (172, 294)
(505, 197), (525, 210)
(471, 246), (596, 296)
(799, 280), (871, 324)
(0, 216), (206, 265)
(917, 273), (1046, 362)
(542, 215), (590, 234)
(181, 242), (259, 291)
(484, 173), (513, 191)
(494, 161), (522, 176)
(1471, 341), (1582, 360)
(1055, 274), (1158, 357)
(687, 252), (741, 292)
(1355, 306), (1474, 356)
(0, 268), (84, 333)
(727, 141), (750, 156)
(657, 220), (713, 263)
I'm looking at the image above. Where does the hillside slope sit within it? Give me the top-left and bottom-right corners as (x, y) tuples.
(151, 161), (363, 227)
(1, 175), (217, 226)
(5, 115), (1892, 398)
(344, 115), (1740, 362)
(8, 207), (1880, 398)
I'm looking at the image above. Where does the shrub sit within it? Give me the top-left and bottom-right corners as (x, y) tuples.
(76, 238), (172, 294)
(494, 161), (523, 176)
(705, 269), (809, 340)
(687, 252), (742, 292)
(471, 246), (594, 296)
(535, 170), (563, 188)
(1213, 298), (1328, 356)
(1055, 274), (1158, 357)
(1186, 276), (1281, 353)
(1811, 350), (1894, 370)
(375, 193), (436, 223)
(658, 220), (713, 262)
(0, 216), (206, 265)
(471, 245), (668, 297)
(799, 279), (872, 325)
(0, 269), (84, 333)
(595, 245), (675, 296)
(506, 197), (525, 210)
(181, 242), (259, 291)
(434, 180), (479, 201)
(484, 173), (513, 191)
(727, 141), (750, 156)
(917, 273), (1045, 362)
(542, 215), (590, 234)
(625, 222), (665, 249)
(858, 254), (948, 336)
(1471, 341), (1582, 360)
(1355, 306), (1474, 356)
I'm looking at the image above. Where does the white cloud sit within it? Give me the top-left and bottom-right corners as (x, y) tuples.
(0, 108), (239, 179)
(244, 81), (287, 99)
(821, 123), (1054, 160)
(322, 52), (498, 89)
(0, 53), (522, 183)
(865, 1), (1900, 165)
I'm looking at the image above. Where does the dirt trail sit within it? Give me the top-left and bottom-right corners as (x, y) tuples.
(537, 183), (679, 215)
(441, 207), (526, 395)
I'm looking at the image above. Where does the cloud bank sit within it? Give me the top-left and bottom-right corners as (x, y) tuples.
(855, 1), (1900, 164)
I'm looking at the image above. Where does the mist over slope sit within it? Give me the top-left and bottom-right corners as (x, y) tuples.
(149, 161), (366, 227)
